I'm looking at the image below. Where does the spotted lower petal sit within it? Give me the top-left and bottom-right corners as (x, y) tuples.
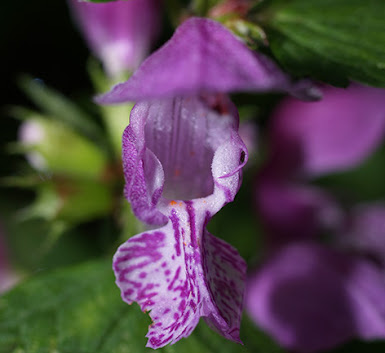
(202, 230), (246, 343)
(114, 200), (246, 348)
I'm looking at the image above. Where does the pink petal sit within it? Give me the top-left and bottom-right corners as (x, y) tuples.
(69, 0), (160, 77)
(269, 84), (385, 177)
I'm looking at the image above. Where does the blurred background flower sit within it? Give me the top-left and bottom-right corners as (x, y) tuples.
(68, 0), (161, 79)
(246, 83), (385, 352)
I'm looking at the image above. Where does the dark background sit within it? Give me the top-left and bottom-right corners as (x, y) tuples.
(0, 0), (90, 177)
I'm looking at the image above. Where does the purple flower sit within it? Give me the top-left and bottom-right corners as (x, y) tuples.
(114, 95), (247, 348)
(247, 84), (385, 352)
(69, 0), (160, 77)
(99, 17), (319, 348)
(257, 84), (385, 244)
(267, 83), (385, 178)
(256, 176), (342, 246)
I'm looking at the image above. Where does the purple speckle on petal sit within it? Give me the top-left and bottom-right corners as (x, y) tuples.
(168, 266), (181, 290)
(170, 209), (182, 256)
(185, 201), (197, 248)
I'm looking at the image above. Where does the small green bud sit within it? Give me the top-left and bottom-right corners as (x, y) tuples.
(19, 117), (108, 180)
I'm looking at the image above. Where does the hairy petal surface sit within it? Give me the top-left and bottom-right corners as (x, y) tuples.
(246, 243), (385, 353)
(122, 114), (167, 226)
(69, 0), (160, 77)
(269, 84), (385, 177)
(97, 17), (319, 104)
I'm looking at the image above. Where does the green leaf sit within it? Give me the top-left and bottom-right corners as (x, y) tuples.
(0, 260), (135, 353)
(259, 0), (385, 86)
(0, 194), (108, 272)
(0, 259), (282, 353)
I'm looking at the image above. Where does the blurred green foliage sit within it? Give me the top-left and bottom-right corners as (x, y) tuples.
(0, 259), (282, 353)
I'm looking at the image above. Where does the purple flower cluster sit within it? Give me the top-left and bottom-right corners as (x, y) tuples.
(247, 84), (385, 352)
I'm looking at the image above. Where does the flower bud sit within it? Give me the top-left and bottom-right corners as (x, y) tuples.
(69, 0), (161, 78)
(19, 118), (108, 180)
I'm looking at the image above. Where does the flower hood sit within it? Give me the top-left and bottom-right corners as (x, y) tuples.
(96, 17), (320, 104)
